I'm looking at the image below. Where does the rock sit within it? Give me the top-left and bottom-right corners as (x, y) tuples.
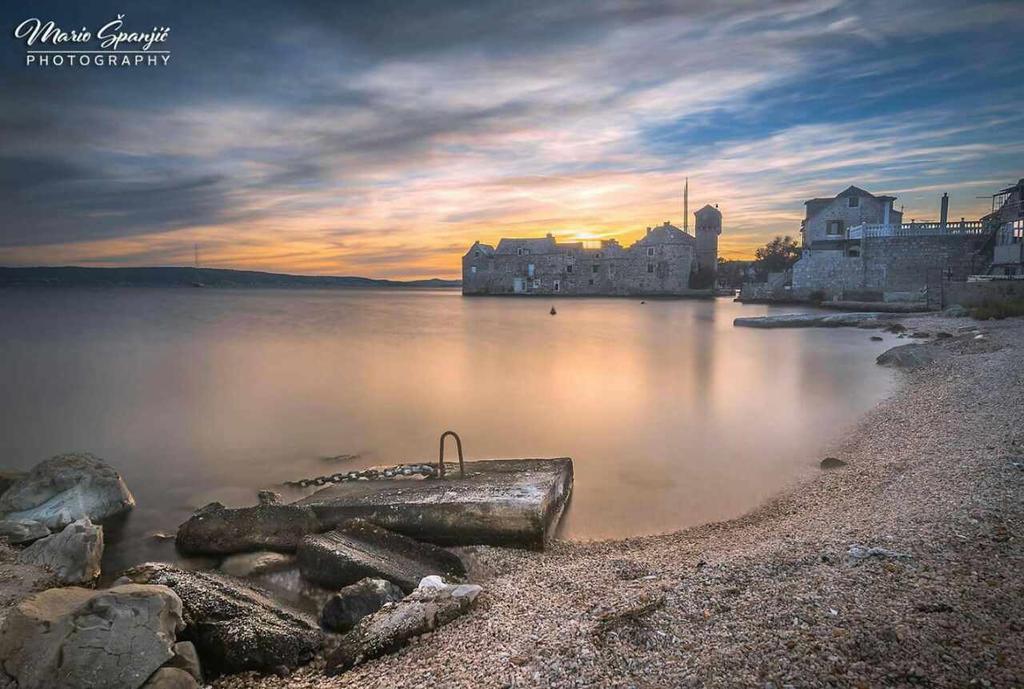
(733, 312), (897, 329)
(820, 457), (848, 470)
(870, 335), (883, 341)
(122, 563), (321, 677)
(909, 331), (931, 338)
(0, 453), (135, 530)
(884, 322), (907, 333)
(319, 578), (404, 633)
(297, 519), (466, 592)
(0, 470), (26, 497)
(257, 490), (282, 506)
(0, 584), (183, 689)
(876, 343), (946, 370)
(176, 501), (320, 555)
(325, 576), (482, 674)
(17, 518), (103, 584)
(942, 304), (969, 317)
(936, 331), (953, 339)
(220, 551), (295, 578)
(0, 518), (49, 544)
(167, 641), (202, 682)
(847, 544), (910, 564)
(140, 668), (197, 689)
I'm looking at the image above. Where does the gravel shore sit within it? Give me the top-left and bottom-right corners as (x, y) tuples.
(216, 316), (1024, 689)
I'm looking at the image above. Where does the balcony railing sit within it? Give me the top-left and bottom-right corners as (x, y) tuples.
(846, 220), (987, 240)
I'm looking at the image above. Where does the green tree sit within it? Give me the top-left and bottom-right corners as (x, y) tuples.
(754, 235), (802, 274)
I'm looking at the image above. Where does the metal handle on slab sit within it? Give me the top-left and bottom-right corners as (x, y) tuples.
(438, 431), (465, 478)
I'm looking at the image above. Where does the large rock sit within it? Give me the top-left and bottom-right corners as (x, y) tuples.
(122, 563), (321, 677)
(0, 518), (49, 545)
(0, 470), (26, 497)
(876, 343), (947, 370)
(0, 453), (135, 530)
(325, 576), (483, 674)
(166, 641), (202, 683)
(219, 551), (295, 578)
(17, 518), (103, 584)
(176, 501), (320, 556)
(140, 668), (197, 689)
(320, 578), (404, 633)
(297, 519), (466, 593)
(0, 584), (183, 689)
(733, 312), (898, 329)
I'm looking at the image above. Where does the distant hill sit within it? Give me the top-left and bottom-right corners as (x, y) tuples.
(0, 267), (461, 289)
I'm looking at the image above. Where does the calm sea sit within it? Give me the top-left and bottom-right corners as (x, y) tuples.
(0, 288), (895, 570)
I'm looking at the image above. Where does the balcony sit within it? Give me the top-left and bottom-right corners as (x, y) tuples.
(846, 220), (986, 240)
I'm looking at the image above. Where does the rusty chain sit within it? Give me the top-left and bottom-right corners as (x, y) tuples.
(284, 462), (439, 488)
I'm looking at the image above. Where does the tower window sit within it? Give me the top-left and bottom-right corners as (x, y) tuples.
(647, 247), (655, 257)
(647, 263), (654, 273)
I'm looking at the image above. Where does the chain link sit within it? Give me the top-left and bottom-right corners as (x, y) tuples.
(284, 462), (438, 488)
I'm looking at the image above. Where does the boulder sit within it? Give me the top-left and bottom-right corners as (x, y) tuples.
(942, 304), (969, 318)
(0, 453), (135, 530)
(176, 501), (320, 555)
(0, 518), (49, 545)
(320, 578), (404, 633)
(0, 470), (26, 497)
(325, 576), (482, 674)
(219, 551), (295, 578)
(876, 343), (947, 370)
(167, 641), (202, 682)
(140, 668), (197, 689)
(122, 563), (321, 677)
(17, 518), (103, 584)
(0, 584), (183, 689)
(297, 519), (466, 592)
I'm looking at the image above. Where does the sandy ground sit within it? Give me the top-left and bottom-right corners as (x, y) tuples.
(4, 315), (1023, 688)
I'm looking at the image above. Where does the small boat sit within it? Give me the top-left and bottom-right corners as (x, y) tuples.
(550, 306), (557, 315)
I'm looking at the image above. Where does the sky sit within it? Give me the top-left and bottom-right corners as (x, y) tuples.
(1, 0), (1023, 279)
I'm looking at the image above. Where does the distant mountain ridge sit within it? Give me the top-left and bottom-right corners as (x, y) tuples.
(0, 266), (460, 289)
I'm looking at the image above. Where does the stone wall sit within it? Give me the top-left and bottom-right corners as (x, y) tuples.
(942, 279), (1024, 308)
(462, 244), (697, 296)
(792, 250), (864, 298)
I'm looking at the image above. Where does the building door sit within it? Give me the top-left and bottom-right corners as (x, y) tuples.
(513, 277), (525, 293)
(554, 280), (560, 292)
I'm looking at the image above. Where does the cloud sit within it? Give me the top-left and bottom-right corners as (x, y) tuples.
(1, 0), (1022, 277)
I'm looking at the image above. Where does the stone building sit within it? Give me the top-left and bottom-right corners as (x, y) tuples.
(791, 185), (990, 303)
(462, 207), (722, 296)
(988, 179), (1024, 276)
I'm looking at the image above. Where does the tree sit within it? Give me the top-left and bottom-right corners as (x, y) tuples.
(754, 235), (802, 274)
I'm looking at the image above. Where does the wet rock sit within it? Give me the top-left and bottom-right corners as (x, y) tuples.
(884, 323), (907, 333)
(847, 544), (910, 564)
(219, 551), (295, 578)
(325, 576), (482, 674)
(942, 304), (969, 317)
(0, 583), (183, 689)
(167, 641), (202, 682)
(936, 331), (953, 339)
(870, 335), (884, 341)
(297, 519), (466, 592)
(176, 501), (320, 555)
(122, 563), (321, 677)
(0, 518), (49, 544)
(733, 312), (896, 329)
(0, 470), (26, 497)
(140, 667), (197, 689)
(876, 343), (946, 370)
(820, 457), (848, 470)
(0, 453), (135, 530)
(320, 577), (404, 633)
(909, 331), (931, 338)
(17, 518), (103, 584)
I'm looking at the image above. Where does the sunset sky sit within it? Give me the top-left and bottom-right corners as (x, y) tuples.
(2, 0), (1023, 279)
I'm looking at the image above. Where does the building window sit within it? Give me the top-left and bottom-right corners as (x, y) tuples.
(516, 248), (524, 256)
(848, 196), (859, 208)
(528, 263), (535, 277)
(588, 279), (594, 286)
(474, 251), (480, 257)
(566, 264), (573, 274)
(470, 266), (477, 275)
(647, 247), (655, 257)
(554, 280), (560, 292)
(533, 279), (540, 288)
(826, 220), (845, 235)
(595, 252), (602, 259)
(647, 263), (654, 273)
(592, 264), (598, 273)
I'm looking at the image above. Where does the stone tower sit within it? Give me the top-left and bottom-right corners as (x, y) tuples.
(694, 204), (722, 285)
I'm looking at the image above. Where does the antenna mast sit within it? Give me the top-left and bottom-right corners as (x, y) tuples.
(683, 177), (689, 233)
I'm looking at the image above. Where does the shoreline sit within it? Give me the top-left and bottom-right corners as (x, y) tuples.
(214, 314), (1023, 688)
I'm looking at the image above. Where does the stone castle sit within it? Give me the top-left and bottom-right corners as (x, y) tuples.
(462, 184), (722, 296)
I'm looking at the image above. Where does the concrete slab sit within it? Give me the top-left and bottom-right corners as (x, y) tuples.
(296, 458), (573, 549)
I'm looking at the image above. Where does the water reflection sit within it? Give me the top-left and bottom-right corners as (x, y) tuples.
(0, 288), (895, 570)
